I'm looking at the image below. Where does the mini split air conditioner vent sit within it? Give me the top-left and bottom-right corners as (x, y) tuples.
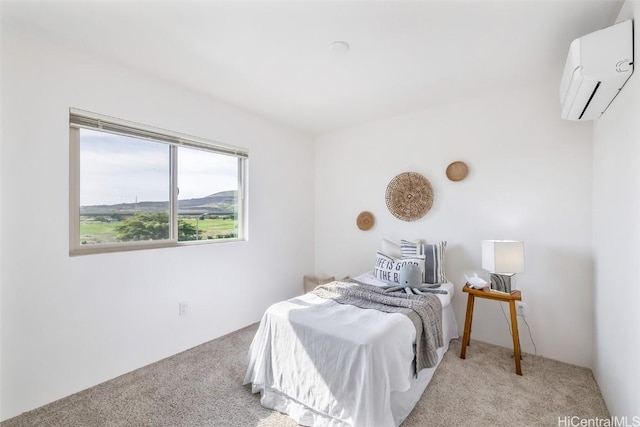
(579, 81), (600, 120)
(560, 19), (634, 121)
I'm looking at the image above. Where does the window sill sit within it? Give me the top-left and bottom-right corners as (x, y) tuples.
(69, 237), (246, 256)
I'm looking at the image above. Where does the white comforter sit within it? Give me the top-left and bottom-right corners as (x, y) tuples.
(244, 273), (457, 427)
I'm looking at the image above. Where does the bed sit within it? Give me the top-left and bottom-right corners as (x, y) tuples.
(244, 271), (458, 426)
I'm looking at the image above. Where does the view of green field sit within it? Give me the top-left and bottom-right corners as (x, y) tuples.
(80, 215), (237, 245)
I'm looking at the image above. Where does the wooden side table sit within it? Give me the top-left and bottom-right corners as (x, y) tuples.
(459, 284), (523, 375)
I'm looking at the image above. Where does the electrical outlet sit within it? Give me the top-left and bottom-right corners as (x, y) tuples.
(516, 301), (526, 317)
(178, 301), (188, 316)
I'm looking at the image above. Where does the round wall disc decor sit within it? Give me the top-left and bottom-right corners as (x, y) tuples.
(446, 161), (469, 181)
(385, 172), (434, 222)
(356, 211), (375, 231)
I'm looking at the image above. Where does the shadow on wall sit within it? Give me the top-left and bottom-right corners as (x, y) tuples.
(445, 244), (478, 286)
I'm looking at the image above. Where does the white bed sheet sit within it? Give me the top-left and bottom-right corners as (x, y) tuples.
(244, 274), (458, 427)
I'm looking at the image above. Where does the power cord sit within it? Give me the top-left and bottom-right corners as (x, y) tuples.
(499, 303), (537, 356)
(521, 315), (538, 356)
(499, 302), (512, 336)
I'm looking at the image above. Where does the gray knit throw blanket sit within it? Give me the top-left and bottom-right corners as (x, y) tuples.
(313, 281), (443, 375)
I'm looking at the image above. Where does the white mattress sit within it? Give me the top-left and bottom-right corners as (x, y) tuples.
(244, 274), (458, 427)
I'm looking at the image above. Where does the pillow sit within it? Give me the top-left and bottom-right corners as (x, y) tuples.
(423, 241), (447, 284)
(400, 239), (424, 258)
(374, 251), (425, 284)
(381, 239), (402, 259)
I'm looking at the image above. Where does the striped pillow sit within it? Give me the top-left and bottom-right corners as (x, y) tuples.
(400, 239), (424, 258)
(423, 241), (447, 284)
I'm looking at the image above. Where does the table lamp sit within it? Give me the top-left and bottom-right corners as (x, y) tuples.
(481, 240), (525, 293)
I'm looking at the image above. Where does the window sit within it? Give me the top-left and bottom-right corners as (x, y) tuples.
(69, 109), (248, 255)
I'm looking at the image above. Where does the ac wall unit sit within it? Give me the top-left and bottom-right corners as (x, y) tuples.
(559, 19), (634, 121)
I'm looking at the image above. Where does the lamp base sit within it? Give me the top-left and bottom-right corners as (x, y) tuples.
(490, 273), (515, 293)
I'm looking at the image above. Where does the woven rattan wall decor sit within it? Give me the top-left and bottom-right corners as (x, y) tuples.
(385, 172), (434, 221)
(446, 161), (468, 181)
(356, 211), (375, 231)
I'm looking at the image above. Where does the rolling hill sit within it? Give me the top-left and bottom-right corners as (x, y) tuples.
(80, 190), (237, 216)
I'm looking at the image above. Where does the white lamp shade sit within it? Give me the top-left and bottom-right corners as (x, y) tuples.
(482, 240), (525, 274)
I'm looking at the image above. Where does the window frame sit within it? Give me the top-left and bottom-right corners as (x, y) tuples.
(69, 108), (248, 256)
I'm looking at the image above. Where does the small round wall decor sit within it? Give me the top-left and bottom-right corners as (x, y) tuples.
(385, 172), (434, 222)
(446, 161), (469, 181)
(356, 211), (375, 231)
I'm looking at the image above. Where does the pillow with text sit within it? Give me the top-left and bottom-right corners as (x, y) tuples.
(374, 251), (425, 285)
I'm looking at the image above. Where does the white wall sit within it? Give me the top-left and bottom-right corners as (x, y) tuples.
(0, 3), (3, 416)
(592, 1), (640, 418)
(315, 79), (594, 368)
(0, 25), (315, 420)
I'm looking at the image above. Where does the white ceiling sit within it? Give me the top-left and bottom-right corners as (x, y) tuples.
(2, 0), (624, 135)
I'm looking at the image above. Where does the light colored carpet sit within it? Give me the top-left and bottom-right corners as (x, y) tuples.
(2, 323), (609, 426)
